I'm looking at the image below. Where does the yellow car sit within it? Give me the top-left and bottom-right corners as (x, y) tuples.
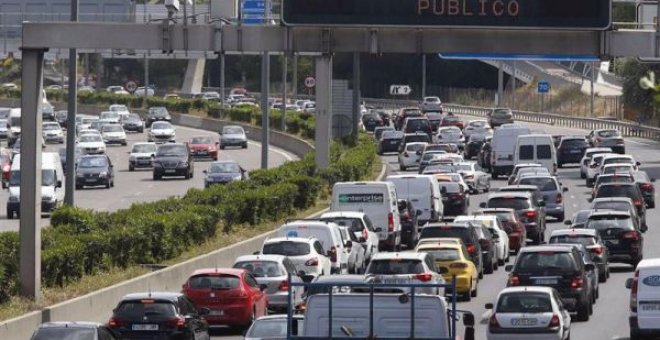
(416, 242), (478, 301)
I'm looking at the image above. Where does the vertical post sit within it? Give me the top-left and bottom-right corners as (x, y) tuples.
(64, 0), (78, 206)
(143, 54), (149, 108)
(219, 52), (225, 105)
(96, 54), (103, 90)
(315, 55), (332, 168)
(282, 55), (288, 131)
(352, 52), (361, 143)
(497, 61), (504, 106)
(20, 49), (45, 300)
(512, 61), (516, 109)
(292, 54), (298, 100)
(261, 51), (270, 169)
(421, 54), (427, 99)
(192, 0), (197, 23)
(590, 62), (595, 116)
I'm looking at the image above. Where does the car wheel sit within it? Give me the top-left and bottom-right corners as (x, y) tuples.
(75, 184), (82, 190)
(184, 171), (191, 180)
(153, 173), (161, 181)
(491, 171), (498, 179)
(129, 165), (134, 172)
(6, 210), (12, 219)
(478, 267), (484, 279)
(400, 164), (406, 171)
(576, 301), (590, 321)
(111, 179), (115, 188)
(105, 180), (111, 189)
(484, 259), (494, 274)
(599, 272), (607, 283)
(557, 162), (563, 168)
(580, 171), (586, 179)
(649, 201), (655, 209)
(243, 143), (248, 149)
(498, 257), (505, 266)
(463, 287), (472, 302)
(557, 213), (565, 222)
(588, 298), (594, 315)
(607, 267), (611, 279)
(471, 281), (478, 297)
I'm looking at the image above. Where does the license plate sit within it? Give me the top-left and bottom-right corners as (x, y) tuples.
(641, 302), (660, 311)
(210, 310), (224, 316)
(85, 178), (96, 183)
(510, 318), (538, 326)
(570, 150), (582, 154)
(534, 279), (558, 285)
(607, 239), (620, 245)
(132, 324), (158, 331)
(389, 141), (398, 145)
(165, 169), (176, 173)
(138, 161), (150, 165)
(197, 151), (207, 155)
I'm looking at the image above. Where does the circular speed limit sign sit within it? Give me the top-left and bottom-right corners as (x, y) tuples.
(304, 76), (316, 88)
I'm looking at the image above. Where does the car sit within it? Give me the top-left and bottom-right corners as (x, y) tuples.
(439, 113), (464, 130)
(145, 106), (172, 127)
(394, 107), (423, 130)
(418, 150), (448, 173)
(135, 86), (155, 97)
(456, 215), (510, 266)
(188, 136), (219, 160)
(463, 120), (491, 140)
(632, 170), (656, 209)
(591, 197), (645, 232)
(586, 152), (616, 187)
(625, 259), (660, 340)
(243, 315), (304, 340)
(497, 185), (544, 207)
(465, 133), (490, 160)
(107, 292), (210, 339)
(549, 228), (610, 283)
(41, 121), (64, 144)
(482, 191), (546, 245)
(148, 121), (176, 143)
(360, 112), (384, 132)
(0, 118), (9, 140)
(319, 211), (380, 262)
(76, 117), (98, 135)
(377, 130), (404, 155)
(261, 237), (332, 280)
(420, 222), (484, 278)
(421, 96), (443, 112)
(487, 108), (514, 128)
(485, 286), (571, 340)
(128, 142), (157, 171)
(473, 208), (526, 254)
(364, 252), (445, 295)
(601, 163), (636, 177)
(31, 322), (120, 340)
(591, 173), (634, 198)
(101, 123), (127, 146)
(397, 142), (428, 171)
(552, 243), (601, 303)
(592, 183), (646, 226)
(108, 104), (131, 120)
(76, 133), (106, 154)
(556, 136), (589, 167)
(337, 226), (367, 274)
(426, 111), (443, 132)
(152, 143), (194, 180)
(99, 111), (121, 124)
(220, 125), (249, 149)
(588, 129), (625, 153)
(0, 149), (10, 188)
(203, 160), (247, 187)
(566, 209), (595, 229)
(507, 163), (545, 185)
(121, 113), (145, 133)
(477, 137), (493, 172)
(457, 216), (498, 274)
(436, 126), (464, 150)
(600, 154), (639, 174)
(107, 85), (130, 95)
(397, 199), (420, 249)
(232, 255), (304, 312)
(505, 245), (595, 321)
(373, 126), (394, 141)
(455, 162), (490, 194)
(399, 132), (432, 152)
(373, 109), (391, 126)
(580, 147), (612, 179)
(516, 175), (568, 221)
(416, 241), (478, 300)
(584, 210), (644, 267)
(402, 117), (433, 139)
(90, 120), (111, 133)
(75, 154), (114, 189)
(439, 182), (469, 216)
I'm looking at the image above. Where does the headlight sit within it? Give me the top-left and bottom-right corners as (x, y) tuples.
(8, 195), (19, 202)
(179, 162), (189, 167)
(153, 161), (162, 167)
(99, 171), (108, 177)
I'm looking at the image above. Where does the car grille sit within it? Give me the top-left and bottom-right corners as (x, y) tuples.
(137, 157), (151, 162)
(162, 161), (178, 168)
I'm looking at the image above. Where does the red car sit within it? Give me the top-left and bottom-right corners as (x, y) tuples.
(1, 149), (11, 188)
(440, 114), (464, 130)
(181, 268), (268, 329)
(188, 136), (219, 160)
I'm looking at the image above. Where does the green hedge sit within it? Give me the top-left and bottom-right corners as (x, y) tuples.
(0, 136), (377, 302)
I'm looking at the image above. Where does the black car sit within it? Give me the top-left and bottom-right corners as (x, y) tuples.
(402, 117), (433, 139)
(373, 126), (394, 142)
(75, 154), (114, 189)
(146, 106), (172, 127)
(465, 134), (487, 160)
(551, 243), (600, 303)
(439, 182), (469, 216)
(373, 109), (391, 126)
(426, 112), (443, 132)
(31, 322), (119, 340)
(108, 292), (210, 340)
(377, 130), (404, 155)
(204, 160), (247, 187)
(584, 210), (643, 267)
(478, 138), (492, 172)
(153, 143), (194, 180)
(421, 222), (484, 278)
(122, 113), (145, 133)
(592, 183), (646, 222)
(397, 199), (419, 249)
(482, 191), (546, 245)
(505, 245), (595, 321)
(361, 112), (384, 132)
(58, 146), (83, 172)
(54, 110), (69, 127)
(557, 136), (589, 167)
(550, 228), (610, 283)
(632, 170), (656, 209)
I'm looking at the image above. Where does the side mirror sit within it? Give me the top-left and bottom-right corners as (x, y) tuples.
(203, 170), (207, 174)
(462, 312), (475, 327)
(374, 227), (383, 232)
(504, 265), (513, 272)
(585, 263), (595, 272)
(259, 284), (268, 292)
(564, 220), (572, 226)
(485, 303), (494, 310)
(358, 237), (366, 243)
(539, 201), (546, 207)
(199, 307), (210, 316)
(563, 187), (568, 192)
(416, 209), (423, 216)
(625, 278), (634, 289)
(637, 161), (641, 166)
(479, 202), (486, 208)
(57, 180), (62, 188)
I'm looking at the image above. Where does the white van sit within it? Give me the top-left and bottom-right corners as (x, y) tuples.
(276, 220), (348, 274)
(6, 152), (64, 219)
(514, 134), (557, 175)
(490, 123), (531, 178)
(331, 181), (401, 251)
(627, 258), (660, 339)
(386, 174), (443, 224)
(7, 108), (20, 146)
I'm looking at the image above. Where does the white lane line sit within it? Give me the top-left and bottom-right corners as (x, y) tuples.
(627, 139), (657, 146)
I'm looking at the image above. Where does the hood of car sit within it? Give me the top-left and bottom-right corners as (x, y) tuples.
(78, 141), (105, 148)
(77, 166), (108, 175)
(151, 129), (174, 135)
(222, 133), (246, 140)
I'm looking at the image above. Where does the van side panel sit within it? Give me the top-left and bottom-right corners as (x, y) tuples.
(637, 268), (660, 329)
(491, 125), (531, 175)
(331, 183), (399, 241)
(387, 176), (436, 223)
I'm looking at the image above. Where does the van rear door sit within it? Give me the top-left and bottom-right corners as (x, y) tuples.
(637, 267), (660, 329)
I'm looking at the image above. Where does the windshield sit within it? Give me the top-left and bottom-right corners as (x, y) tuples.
(574, 211), (593, 224)
(516, 252), (577, 272)
(438, 182), (461, 193)
(598, 130), (620, 138)
(126, 114), (141, 121)
(149, 107), (169, 116)
(31, 328), (96, 340)
(420, 227), (470, 244)
(209, 163), (241, 173)
(518, 177), (558, 191)
(246, 320), (290, 338)
(597, 175), (632, 185)
(223, 127), (243, 134)
(405, 143), (426, 152)
(156, 145), (187, 156)
(562, 139), (588, 147)
(191, 136), (213, 144)
(596, 185), (638, 198)
(469, 121), (488, 128)
(81, 118), (95, 125)
(132, 144), (157, 153)
(110, 105), (128, 112)
(496, 293), (552, 313)
(263, 242), (310, 256)
(13, 169), (58, 187)
(488, 197), (531, 210)
(404, 135), (430, 144)
(115, 301), (177, 319)
(593, 202), (630, 212)
(79, 135), (101, 143)
(100, 112), (119, 119)
(604, 158), (633, 165)
(152, 122), (172, 130)
(233, 261), (284, 277)
(78, 156), (108, 168)
(321, 217), (365, 232)
(188, 274), (240, 289)
(366, 259), (424, 275)
(493, 109), (512, 116)
(455, 164), (473, 172)
(102, 125), (122, 132)
(406, 119), (431, 132)
(586, 216), (634, 231)
(550, 235), (596, 246)
(427, 248), (460, 261)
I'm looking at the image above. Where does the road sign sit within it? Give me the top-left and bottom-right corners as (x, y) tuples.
(537, 81), (550, 94)
(390, 85), (411, 96)
(282, 0), (611, 30)
(304, 76), (316, 88)
(125, 80), (137, 93)
(241, 0), (270, 25)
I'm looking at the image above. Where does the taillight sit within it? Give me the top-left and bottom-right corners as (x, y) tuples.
(631, 270), (639, 312)
(388, 213), (395, 232)
(590, 163), (599, 168)
(548, 314), (560, 329)
(489, 314), (501, 330)
(108, 318), (123, 328)
(524, 211), (537, 219)
(416, 272), (433, 282)
(570, 276), (584, 289)
(329, 247), (338, 263)
(624, 231), (640, 241)
(166, 316), (186, 329)
(591, 246), (603, 255)
(556, 193), (562, 204)
(641, 183), (654, 191)
(305, 257), (319, 266)
(279, 280), (288, 291)
(633, 198), (643, 206)
(466, 244), (476, 254)
(508, 274), (520, 286)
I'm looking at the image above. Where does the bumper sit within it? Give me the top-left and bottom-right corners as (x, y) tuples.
(221, 140), (247, 147)
(154, 167), (189, 177)
(544, 204), (564, 218)
(192, 151), (218, 159)
(104, 138), (126, 144)
(7, 201), (57, 213)
(487, 330), (562, 340)
(43, 135), (64, 143)
(558, 291), (587, 311)
(441, 274), (472, 293)
(267, 292), (295, 310)
(123, 124), (144, 131)
(76, 176), (109, 186)
(630, 316), (660, 335)
(130, 160), (153, 168)
(493, 165), (514, 175)
(202, 305), (253, 326)
(152, 136), (175, 143)
(558, 153), (584, 164)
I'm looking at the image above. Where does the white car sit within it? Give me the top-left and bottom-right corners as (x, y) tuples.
(106, 85), (130, 96)
(455, 162), (490, 194)
(365, 252), (445, 295)
(261, 237), (332, 280)
(600, 163), (635, 177)
(134, 87), (155, 97)
(455, 215), (510, 265)
(319, 211), (380, 261)
(421, 96), (442, 112)
(128, 142), (157, 171)
(99, 111), (121, 124)
(148, 121), (176, 143)
(398, 142), (428, 171)
(337, 226), (367, 274)
(436, 126), (465, 150)
(586, 153), (616, 187)
(109, 104), (131, 120)
(101, 124), (127, 146)
(76, 133), (106, 154)
(601, 153), (639, 171)
(435, 172), (470, 194)
(42, 121), (64, 144)
(76, 117), (98, 135)
(463, 120), (491, 140)
(486, 286), (571, 340)
(77, 129), (101, 138)
(580, 147), (612, 179)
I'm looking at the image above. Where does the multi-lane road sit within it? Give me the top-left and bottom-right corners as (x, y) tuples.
(0, 123), (296, 233)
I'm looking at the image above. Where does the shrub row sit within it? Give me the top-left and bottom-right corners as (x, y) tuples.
(0, 136), (377, 302)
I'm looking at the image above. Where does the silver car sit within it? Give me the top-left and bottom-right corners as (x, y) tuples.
(220, 125), (248, 149)
(455, 162), (490, 194)
(436, 127), (464, 150)
(588, 129), (625, 154)
(233, 254), (305, 312)
(463, 120), (492, 140)
(365, 252), (445, 295)
(517, 174), (568, 221)
(244, 315), (304, 340)
(398, 142), (428, 171)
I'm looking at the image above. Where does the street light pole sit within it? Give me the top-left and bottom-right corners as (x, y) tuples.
(64, 0), (78, 206)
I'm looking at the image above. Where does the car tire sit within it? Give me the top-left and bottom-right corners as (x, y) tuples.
(184, 171), (191, 180)
(484, 259), (494, 274)
(400, 164), (406, 171)
(105, 180), (111, 189)
(649, 201), (656, 209)
(471, 282), (478, 298)
(558, 162), (563, 168)
(463, 288), (472, 302)
(243, 143), (248, 149)
(110, 179), (115, 188)
(6, 210), (12, 219)
(129, 165), (134, 172)
(75, 184), (82, 190)
(556, 213), (565, 222)
(498, 258), (505, 266)
(491, 171), (498, 179)
(599, 272), (607, 283)
(478, 268), (484, 279)
(153, 173), (161, 181)
(580, 171), (586, 179)
(576, 301), (590, 321)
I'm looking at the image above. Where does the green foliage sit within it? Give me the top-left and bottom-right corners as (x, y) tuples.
(616, 57), (659, 119)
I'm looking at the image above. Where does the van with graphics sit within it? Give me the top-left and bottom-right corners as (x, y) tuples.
(627, 258), (660, 339)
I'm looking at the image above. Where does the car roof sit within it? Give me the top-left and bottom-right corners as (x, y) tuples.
(488, 191), (532, 199)
(519, 245), (574, 254)
(38, 321), (103, 329)
(234, 254), (287, 263)
(637, 258), (660, 269)
(588, 210), (631, 218)
(121, 292), (183, 302)
(265, 236), (317, 244)
(498, 286), (556, 295)
(592, 197), (634, 204)
(597, 182), (636, 188)
(371, 252), (428, 261)
(603, 154), (633, 159)
(190, 268), (245, 276)
(550, 229), (598, 237)
(320, 211), (366, 219)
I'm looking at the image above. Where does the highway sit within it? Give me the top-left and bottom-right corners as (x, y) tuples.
(0, 124), (296, 233)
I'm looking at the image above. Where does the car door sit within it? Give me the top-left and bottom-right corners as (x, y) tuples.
(244, 273), (266, 315)
(284, 258), (304, 305)
(553, 290), (571, 337)
(98, 326), (119, 340)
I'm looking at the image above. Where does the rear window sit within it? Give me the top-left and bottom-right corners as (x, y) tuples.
(592, 202), (630, 212)
(496, 293), (553, 313)
(561, 139), (588, 147)
(233, 261), (284, 278)
(439, 183), (461, 193)
(406, 119), (431, 133)
(596, 185), (638, 199)
(586, 216), (634, 231)
(428, 249), (460, 261)
(420, 227), (470, 244)
(537, 145), (552, 159)
(596, 175), (633, 185)
(518, 177), (557, 191)
(32, 328), (96, 340)
(443, 116), (460, 122)
(604, 158), (632, 165)
(519, 145), (534, 160)
(487, 197), (531, 210)
(321, 217), (365, 233)
(516, 252), (577, 272)
(188, 274), (240, 289)
(406, 143), (426, 152)
(404, 135), (431, 144)
(115, 300), (177, 319)
(598, 130), (620, 138)
(263, 242), (310, 256)
(366, 259), (424, 275)
(549, 235), (596, 247)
